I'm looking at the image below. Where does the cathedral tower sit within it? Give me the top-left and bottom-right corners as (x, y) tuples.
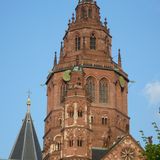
(43, 1), (130, 159)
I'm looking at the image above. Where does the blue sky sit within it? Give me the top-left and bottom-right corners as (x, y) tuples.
(0, 0), (160, 158)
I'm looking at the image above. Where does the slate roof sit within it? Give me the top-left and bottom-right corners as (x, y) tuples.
(9, 112), (42, 160)
(92, 148), (108, 160)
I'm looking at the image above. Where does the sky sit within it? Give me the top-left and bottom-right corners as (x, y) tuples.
(0, 0), (160, 158)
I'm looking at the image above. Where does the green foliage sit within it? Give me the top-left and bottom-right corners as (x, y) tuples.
(140, 122), (160, 160)
(144, 143), (160, 160)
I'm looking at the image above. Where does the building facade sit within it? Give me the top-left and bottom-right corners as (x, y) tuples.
(43, 0), (144, 160)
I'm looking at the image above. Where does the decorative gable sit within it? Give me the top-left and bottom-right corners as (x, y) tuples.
(101, 135), (145, 160)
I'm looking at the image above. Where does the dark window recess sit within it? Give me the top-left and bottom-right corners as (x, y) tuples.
(60, 83), (67, 103)
(56, 142), (61, 151)
(59, 119), (62, 126)
(77, 139), (83, 147)
(75, 36), (81, 51)
(90, 116), (94, 124)
(83, 37), (85, 49)
(90, 34), (96, 50)
(86, 77), (95, 102)
(69, 140), (74, 147)
(81, 8), (87, 18)
(78, 110), (83, 117)
(69, 111), (74, 118)
(99, 79), (108, 103)
(88, 9), (92, 18)
(102, 117), (108, 125)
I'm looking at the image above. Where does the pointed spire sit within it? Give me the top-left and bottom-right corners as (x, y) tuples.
(9, 99), (42, 160)
(72, 13), (75, 23)
(54, 52), (57, 67)
(59, 42), (63, 62)
(104, 18), (107, 27)
(118, 49), (122, 68)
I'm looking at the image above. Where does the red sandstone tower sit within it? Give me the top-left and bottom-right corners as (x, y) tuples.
(43, 0), (130, 159)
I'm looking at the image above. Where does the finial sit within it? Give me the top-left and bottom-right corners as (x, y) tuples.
(104, 18), (107, 27)
(68, 19), (71, 26)
(72, 13), (75, 22)
(27, 90), (31, 112)
(108, 28), (110, 34)
(118, 49), (122, 68)
(54, 52), (57, 67)
(59, 42), (63, 62)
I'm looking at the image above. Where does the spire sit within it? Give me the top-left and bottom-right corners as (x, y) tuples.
(59, 42), (63, 62)
(72, 13), (75, 23)
(104, 18), (108, 28)
(118, 49), (122, 68)
(54, 51), (57, 67)
(9, 102), (42, 160)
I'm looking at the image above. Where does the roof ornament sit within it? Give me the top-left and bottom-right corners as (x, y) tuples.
(59, 42), (63, 62)
(118, 49), (122, 68)
(72, 13), (75, 23)
(54, 51), (57, 67)
(104, 18), (107, 27)
(68, 19), (71, 27)
(27, 90), (32, 112)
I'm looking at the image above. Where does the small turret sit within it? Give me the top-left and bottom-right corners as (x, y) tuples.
(54, 52), (57, 67)
(118, 49), (122, 68)
(59, 42), (63, 63)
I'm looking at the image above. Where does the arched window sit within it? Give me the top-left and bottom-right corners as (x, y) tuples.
(69, 110), (74, 118)
(78, 109), (83, 117)
(59, 118), (62, 127)
(81, 7), (87, 18)
(60, 82), (67, 103)
(86, 77), (95, 102)
(75, 36), (81, 51)
(90, 116), (94, 124)
(90, 33), (96, 50)
(69, 139), (74, 147)
(55, 142), (61, 151)
(88, 8), (92, 18)
(102, 117), (108, 125)
(77, 139), (83, 147)
(99, 79), (108, 103)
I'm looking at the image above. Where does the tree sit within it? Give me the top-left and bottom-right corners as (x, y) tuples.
(140, 122), (160, 160)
